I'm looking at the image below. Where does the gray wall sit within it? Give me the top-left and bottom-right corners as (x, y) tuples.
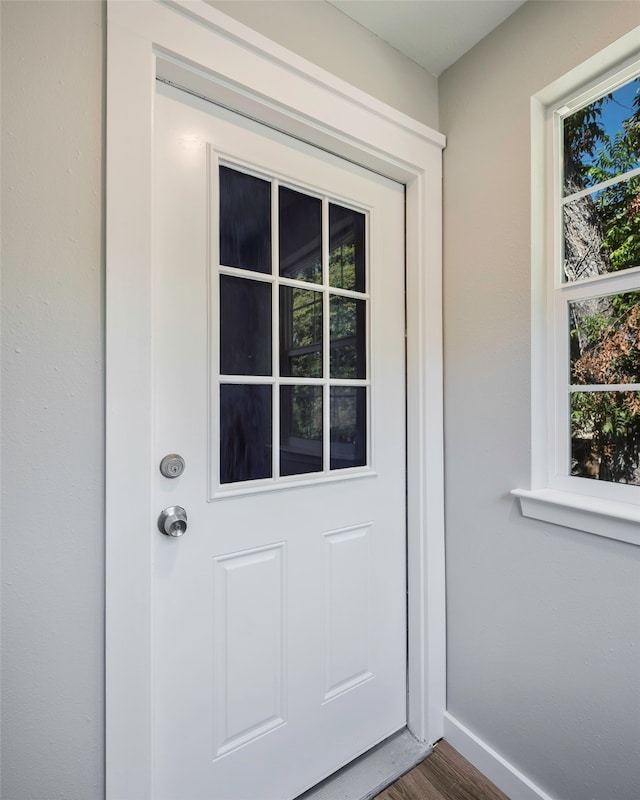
(439, 3), (640, 799)
(6, 0), (640, 798)
(1, 2), (105, 798)
(207, 1), (439, 130)
(0, 2), (437, 798)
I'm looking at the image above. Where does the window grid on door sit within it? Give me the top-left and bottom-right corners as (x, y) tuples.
(213, 159), (371, 494)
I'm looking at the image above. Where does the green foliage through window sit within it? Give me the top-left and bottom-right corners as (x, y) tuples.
(564, 76), (640, 483)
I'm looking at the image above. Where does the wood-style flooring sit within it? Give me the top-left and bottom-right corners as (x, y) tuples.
(375, 740), (511, 800)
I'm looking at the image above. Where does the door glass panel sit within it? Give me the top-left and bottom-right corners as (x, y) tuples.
(329, 204), (365, 292)
(330, 386), (366, 469)
(219, 166), (271, 274)
(280, 286), (323, 378)
(280, 385), (323, 476)
(217, 164), (371, 491)
(220, 275), (272, 376)
(220, 384), (272, 483)
(279, 187), (322, 283)
(330, 296), (366, 379)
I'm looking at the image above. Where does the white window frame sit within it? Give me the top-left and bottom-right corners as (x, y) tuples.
(513, 25), (640, 547)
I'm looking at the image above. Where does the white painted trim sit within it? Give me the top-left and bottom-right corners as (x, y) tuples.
(512, 488), (640, 546)
(106, 19), (155, 799)
(106, 1), (446, 796)
(534, 25), (640, 109)
(443, 713), (557, 800)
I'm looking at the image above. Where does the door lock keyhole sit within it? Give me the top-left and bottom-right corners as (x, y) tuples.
(158, 506), (188, 537)
(159, 454), (185, 479)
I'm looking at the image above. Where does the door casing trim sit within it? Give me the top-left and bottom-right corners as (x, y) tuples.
(106, 2), (446, 796)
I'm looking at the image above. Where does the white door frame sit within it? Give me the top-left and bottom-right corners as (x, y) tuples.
(106, 2), (446, 797)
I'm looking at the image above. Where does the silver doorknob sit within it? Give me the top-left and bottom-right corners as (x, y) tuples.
(158, 506), (188, 537)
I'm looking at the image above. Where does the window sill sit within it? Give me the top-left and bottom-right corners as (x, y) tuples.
(511, 488), (640, 546)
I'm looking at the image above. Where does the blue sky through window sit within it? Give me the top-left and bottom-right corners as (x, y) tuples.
(564, 76), (640, 194)
(600, 78), (640, 142)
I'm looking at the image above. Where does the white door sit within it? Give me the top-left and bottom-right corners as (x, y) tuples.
(152, 81), (406, 800)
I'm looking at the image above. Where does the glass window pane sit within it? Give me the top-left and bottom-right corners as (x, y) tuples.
(571, 390), (640, 484)
(280, 385), (323, 476)
(279, 186), (322, 282)
(329, 204), (365, 292)
(279, 286), (322, 378)
(330, 295), (366, 379)
(219, 166), (271, 274)
(563, 176), (640, 280)
(570, 291), (640, 384)
(563, 77), (640, 197)
(330, 386), (366, 470)
(220, 275), (272, 376)
(220, 384), (272, 483)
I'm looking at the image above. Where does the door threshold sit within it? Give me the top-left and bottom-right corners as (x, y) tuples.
(296, 727), (431, 800)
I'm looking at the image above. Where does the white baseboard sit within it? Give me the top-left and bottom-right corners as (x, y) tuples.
(443, 712), (556, 800)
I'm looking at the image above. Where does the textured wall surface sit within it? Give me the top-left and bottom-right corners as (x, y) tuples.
(1, 2), (105, 798)
(10, 0), (639, 797)
(439, 3), (640, 799)
(207, 0), (440, 130)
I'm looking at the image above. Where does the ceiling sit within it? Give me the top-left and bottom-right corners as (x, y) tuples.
(327, 0), (526, 76)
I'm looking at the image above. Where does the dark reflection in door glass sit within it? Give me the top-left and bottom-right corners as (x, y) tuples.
(279, 186), (322, 283)
(220, 384), (272, 483)
(220, 275), (272, 376)
(330, 296), (366, 379)
(329, 204), (365, 292)
(280, 286), (323, 378)
(280, 385), (323, 476)
(219, 166), (271, 274)
(330, 386), (366, 469)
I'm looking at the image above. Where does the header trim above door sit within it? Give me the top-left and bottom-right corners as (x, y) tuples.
(106, 2), (445, 796)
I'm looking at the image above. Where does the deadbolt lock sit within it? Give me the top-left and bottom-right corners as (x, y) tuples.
(159, 453), (185, 479)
